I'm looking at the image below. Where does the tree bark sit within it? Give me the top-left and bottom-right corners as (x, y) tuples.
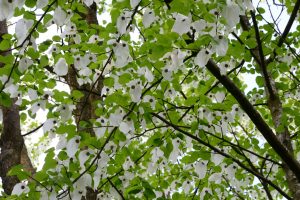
(0, 20), (35, 195)
(239, 12), (300, 199)
(0, 103), (23, 194)
(65, 3), (102, 199)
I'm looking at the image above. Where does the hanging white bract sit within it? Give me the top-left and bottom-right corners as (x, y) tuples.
(172, 13), (192, 35)
(54, 58), (68, 76)
(143, 8), (156, 28)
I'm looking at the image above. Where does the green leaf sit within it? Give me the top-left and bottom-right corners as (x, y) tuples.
(8, 165), (30, 181)
(71, 90), (84, 99)
(103, 77), (114, 87)
(27, 48), (39, 60)
(42, 148), (57, 171)
(52, 35), (61, 42)
(144, 188), (156, 199)
(119, 73), (132, 84)
(25, 0), (37, 8)
(255, 76), (264, 87)
(127, 185), (143, 195)
(0, 93), (12, 107)
(0, 40), (10, 51)
(34, 171), (48, 182)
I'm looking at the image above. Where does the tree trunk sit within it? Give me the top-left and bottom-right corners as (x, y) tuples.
(66, 3), (102, 200)
(239, 15), (300, 199)
(0, 20), (35, 195)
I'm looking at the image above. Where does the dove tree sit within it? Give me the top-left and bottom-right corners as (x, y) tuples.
(0, 0), (300, 199)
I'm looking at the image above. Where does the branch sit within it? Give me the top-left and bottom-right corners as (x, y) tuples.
(22, 123), (43, 136)
(250, 11), (275, 99)
(151, 112), (292, 199)
(277, 0), (300, 47)
(0, 0), (58, 54)
(204, 59), (300, 182)
(204, 130), (281, 166)
(0, 55), (19, 94)
(107, 177), (125, 200)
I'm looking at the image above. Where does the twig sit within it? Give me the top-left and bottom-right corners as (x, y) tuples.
(107, 177), (125, 200)
(22, 123), (44, 136)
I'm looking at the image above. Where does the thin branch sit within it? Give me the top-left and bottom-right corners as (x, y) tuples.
(0, 0), (58, 54)
(277, 0), (300, 47)
(0, 55), (19, 93)
(151, 112), (291, 199)
(250, 11), (275, 99)
(204, 59), (245, 95)
(204, 58), (300, 182)
(204, 130), (281, 166)
(222, 175), (244, 200)
(107, 177), (125, 200)
(22, 123), (43, 136)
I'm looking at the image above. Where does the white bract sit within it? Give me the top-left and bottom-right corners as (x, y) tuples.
(164, 88), (176, 100)
(83, 0), (93, 6)
(151, 147), (164, 163)
(54, 58), (68, 76)
(215, 35), (228, 56)
(222, 1), (241, 29)
(0, 0), (13, 20)
(94, 117), (110, 138)
(130, 0), (140, 8)
(119, 118), (135, 134)
(113, 42), (132, 68)
(66, 136), (81, 158)
(109, 108), (125, 126)
(211, 152), (224, 165)
(195, 161), (207, 179)
(122, 157), (134, 170)
(182, 180), (193, 194)
(169, 139), (181, 162)
(78, 149), (93, 170)
(0, 0), (23, 20)
(219, 62), (231, 76)
(200, 188), (212, 199)
(116, 11), (132, 35)
(18, 57), (33, 73)
(137, 67), (154, 82)
(143, 95), (156, 109)
(72, 174), (92, 199)
(119, 171), (134, 188)
(11, 182), (29, 196)
(280, 52), (293, 65)
(58, 104), (74, 121)
(53, 7), (67, 26)
(192, 19), (206, 34)
(194, 49), (212, 68)
(88, 35), (101, 44)
(172, 13), (191, 35)
(143, 8), (156, 28)
(43, 118), (57, 133)
(30, 100), (46, 115)
(4, 83), (19, 98)
(161, 66), (173, 81)
(127, 79), (142, 102)
(36, 0), (48, 9)
(169, 49), (186, 69)
(215, 91), (225, 103)
(15, 19), (34, 45)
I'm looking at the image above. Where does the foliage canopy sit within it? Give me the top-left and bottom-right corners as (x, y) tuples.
(0, 0), (300, 199)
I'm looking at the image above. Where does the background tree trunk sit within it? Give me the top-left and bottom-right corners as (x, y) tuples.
(66, 3), (102, 199)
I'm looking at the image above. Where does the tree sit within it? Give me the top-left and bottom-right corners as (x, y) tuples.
(0, 0), (300, 199)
